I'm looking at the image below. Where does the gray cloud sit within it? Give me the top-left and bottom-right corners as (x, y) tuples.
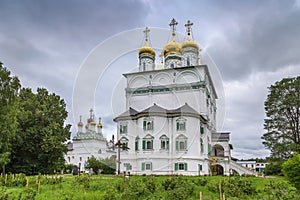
(0, 0), (299, 159)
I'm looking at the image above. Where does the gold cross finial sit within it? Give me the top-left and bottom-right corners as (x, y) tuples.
(143, 27), (150, 46)
(185, 20), (193, 40)
(169, 18), (178, 41)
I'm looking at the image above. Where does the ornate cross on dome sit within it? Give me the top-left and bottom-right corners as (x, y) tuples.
(169, 18), (178, 40)
(185, 20), (193, 39)
(143, 27), (150, 45)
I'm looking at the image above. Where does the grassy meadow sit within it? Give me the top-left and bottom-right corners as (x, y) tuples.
(1, 173), (299, 200)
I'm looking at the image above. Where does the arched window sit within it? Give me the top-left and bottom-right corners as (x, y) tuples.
(176, 134), (188, 151)
(146, 141), (152, 149)
(179, 141), (185, 150)
(147, 121), (152, 130)
(160, 134), (169, 150)
(187, 57), (190, 66)
(143, 118), (153, 131)
(143, 62), (146, 71)
(170, 63), (174, 68)
(142, 134), (154, 150)
(200, 138), (204, 153)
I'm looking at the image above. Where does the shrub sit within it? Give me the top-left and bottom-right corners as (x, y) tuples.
(208, 176), (256, 198)
(263, 181), (298, 200)
(265, 161), (283, 176)
(192, 177), (208, 186)
(282, 153), (300, 191)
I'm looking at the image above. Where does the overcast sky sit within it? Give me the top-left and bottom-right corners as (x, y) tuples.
(1, 0), (299, 159)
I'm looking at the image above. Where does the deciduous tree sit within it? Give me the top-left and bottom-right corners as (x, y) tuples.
(8, 88), (71, 174)
(262, 76), (300, 159)
(0, 62), (20, 174)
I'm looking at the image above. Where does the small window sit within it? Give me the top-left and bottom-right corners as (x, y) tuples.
(179, 163), (185, 170)
(179, 141), (185, 150)
(146, 141), (152, 149)
(177, 121), (186, 131)
(187, 57), (190, 66)
(200, 125), (204, 134)
(135, 137), (139, 151)
(170, 63), (174, 68)
(175, 162), (187, 171)
(68, 157), (70, 162)
(200, 138), (204, 153)
(79, 157), (82, 161)
(143, 119), (153, 131)
(143, 62), (146, 71)
(145, 163), (151, 170)
(120, 124), (128, 134)
(176, 118), (186, 132)
(176, 134), (187, 151)
(141, 162), (152, 171)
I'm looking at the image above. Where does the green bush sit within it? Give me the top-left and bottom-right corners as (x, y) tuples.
(0, 186), (9, 200)
(208, 176), (256, 198)
(265, 161), (283, 175)
(282, 153), (300, 191)
(263, 181), (298, 200)
(192, 177), (208, 186)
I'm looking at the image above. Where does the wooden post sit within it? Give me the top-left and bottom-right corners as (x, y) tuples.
(26, 177), (29, 187)
(200, 191), (202, 200)
(38, 180), (40, 193)
(218, 180), (222, 200)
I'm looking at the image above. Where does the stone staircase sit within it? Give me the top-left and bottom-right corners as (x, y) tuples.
(229, 160), (257, 176)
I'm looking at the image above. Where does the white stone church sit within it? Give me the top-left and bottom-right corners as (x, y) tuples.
(65, 109), (115, 172)
(114, 19), (255, 176)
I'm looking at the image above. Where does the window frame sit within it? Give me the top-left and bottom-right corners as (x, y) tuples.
(142, 134), (154, 151)
(159, 134), (169, 150)
(175, 134), (188, 151)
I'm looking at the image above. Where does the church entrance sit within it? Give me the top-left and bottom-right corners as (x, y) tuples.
(215, 164), (224, 175)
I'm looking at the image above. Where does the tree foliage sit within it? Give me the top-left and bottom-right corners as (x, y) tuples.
(0, 62), (21, 174)
(282, 153), (300, 191)
(0, 62), (71, 175)
(85, 156), (116, 174)
(262, 76), (300, 159)
(264, 161), (283, 176)
(7, 88), (71, 174)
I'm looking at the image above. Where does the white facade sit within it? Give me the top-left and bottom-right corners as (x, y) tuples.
(65, 110), (115, 172)
(114, 19), (256, 176)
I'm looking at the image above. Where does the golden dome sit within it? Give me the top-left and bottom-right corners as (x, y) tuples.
(182, 39), (199, 50)
(90, 121), (96, 125)
(163, 40), (182, 57)
(139, 46), (155, 57)
(78, 121), (83, 127)
(97, 122), (103, 128)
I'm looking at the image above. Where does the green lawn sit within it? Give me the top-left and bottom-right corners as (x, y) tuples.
(1, 174), (299, 200)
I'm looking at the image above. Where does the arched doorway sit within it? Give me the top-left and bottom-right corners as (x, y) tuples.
(212, 144), (225, 157)
(216, 164), (224, 175)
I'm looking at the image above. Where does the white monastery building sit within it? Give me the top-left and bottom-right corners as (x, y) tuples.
(114, 19), (255, 176)
(65, 109), (115, 172)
